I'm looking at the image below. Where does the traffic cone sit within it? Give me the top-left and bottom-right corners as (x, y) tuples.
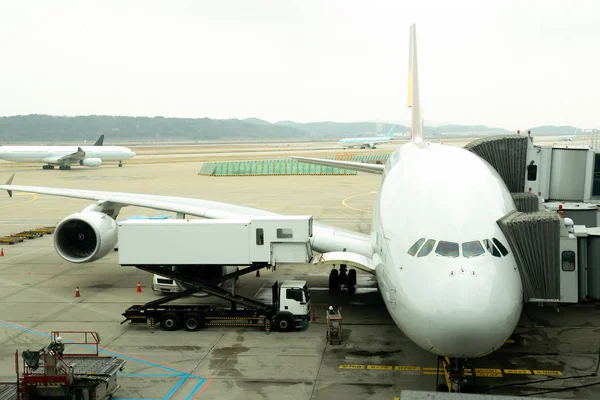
(0, 248), (4, 257)
(311, 310), (316, 323)
(255, 269), (260, 278)
(74, 287), (81, 297)
(136, 282), (142, 293)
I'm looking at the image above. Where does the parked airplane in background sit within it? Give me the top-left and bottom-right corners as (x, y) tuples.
(0, 135), (136, 169)
(558, 130), (578, 141)
(0, 24), (522, 392)
(338, 126), (396, 149)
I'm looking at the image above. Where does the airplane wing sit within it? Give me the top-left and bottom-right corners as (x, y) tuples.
(0, 177), (375, 264)
(52, 147), (86, 164)
(290, 157), (385, 175)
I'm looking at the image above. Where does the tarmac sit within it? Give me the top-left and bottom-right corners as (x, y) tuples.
(0, 139), (599, 399)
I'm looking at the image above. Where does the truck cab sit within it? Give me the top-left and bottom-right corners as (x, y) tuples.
(274, 280), (311, 331)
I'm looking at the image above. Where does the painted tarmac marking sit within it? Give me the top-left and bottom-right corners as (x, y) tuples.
(504, 369), (532, 375)
(339, 364), (561, 378)
(0, 193), (38, 209)
(339, 364), (365, 369)
(0, 320), (210, 399)
(394, 366), (420, 371)
(367, 365), (393, 370)
(341, 191), (376, 212)
(533, 370), (563, 376)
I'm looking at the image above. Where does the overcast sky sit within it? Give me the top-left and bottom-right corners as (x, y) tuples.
(1, 0), (598, 129)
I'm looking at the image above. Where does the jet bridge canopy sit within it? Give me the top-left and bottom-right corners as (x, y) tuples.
(497, 210), (561, 302)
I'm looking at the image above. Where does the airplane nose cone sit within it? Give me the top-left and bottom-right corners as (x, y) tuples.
(425, 277), (521, 358)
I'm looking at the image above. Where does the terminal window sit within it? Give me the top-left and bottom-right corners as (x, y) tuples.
(593, 154), (600, 197)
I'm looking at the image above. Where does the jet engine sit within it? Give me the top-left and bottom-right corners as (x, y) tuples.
(54, 211), (118, 263)
(80, 158), (102, 167)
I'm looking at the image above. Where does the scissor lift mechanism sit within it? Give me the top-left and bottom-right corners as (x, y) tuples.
(122, 265), (300, 332)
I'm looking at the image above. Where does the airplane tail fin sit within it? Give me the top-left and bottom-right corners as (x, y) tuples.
(4, 174), (14, 197)
(94, 135), (104, 146)
(386, 125), (396, 139)
(407, 24), (425, 146)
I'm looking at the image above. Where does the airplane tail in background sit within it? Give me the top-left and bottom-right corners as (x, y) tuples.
(407, 24), (425, 147)
(386, 125), (396, 138)
(94, 135), (105, 146)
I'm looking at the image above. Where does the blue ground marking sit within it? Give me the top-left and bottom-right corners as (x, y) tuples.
(0, 320), (209, 399)
(185, 378), (207, 400)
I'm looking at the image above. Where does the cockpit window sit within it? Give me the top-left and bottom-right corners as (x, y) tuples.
(435, 241), (459, 258)
(417, 239), (436, 257)
(407, 238), (426, 256)
(483, 239), (501, 257)
(462, 241), (485, 258)
(492, 238), (509, 256)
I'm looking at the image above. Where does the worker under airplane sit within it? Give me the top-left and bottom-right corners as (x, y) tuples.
(0, 134), (136, 170)
(0, 24), (522, 392)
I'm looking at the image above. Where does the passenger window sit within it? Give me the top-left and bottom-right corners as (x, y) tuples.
(407, 238), (426, 256)
(435, 241), (459, 258)
(483, 239), (501, 257)
(462, 241), (485, 258)
(286, 288), (303, 302)
(277, 228), (293, 239)
(561, 251), (576, 271)
(417, 239), (436, 257)
(256, 228), (264, 245)
(492, 238), (509, 256)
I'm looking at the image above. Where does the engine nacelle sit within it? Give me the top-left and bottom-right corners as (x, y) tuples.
(80, 158), (102, 167)
(54, 211), (118, 263)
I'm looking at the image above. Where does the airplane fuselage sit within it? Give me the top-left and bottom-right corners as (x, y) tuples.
(371, 142), (523, 358)
(0, 145), (136, 164)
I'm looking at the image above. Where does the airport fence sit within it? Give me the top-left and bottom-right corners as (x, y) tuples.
(198, 155), (390, 177)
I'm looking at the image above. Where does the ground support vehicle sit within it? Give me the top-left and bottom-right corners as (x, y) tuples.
(122, 265), (311, 333)
(0, 330), (124, 400)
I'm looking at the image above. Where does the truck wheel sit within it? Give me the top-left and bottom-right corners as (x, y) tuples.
(183, 314), (203, 331)
(161, 313), (180, 331)
(347, 269), (357, 295)
(329, 269), (339, 291)
(276, 316), (293, 332)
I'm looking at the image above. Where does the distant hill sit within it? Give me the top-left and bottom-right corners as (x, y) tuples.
(0, 114), (540, 143)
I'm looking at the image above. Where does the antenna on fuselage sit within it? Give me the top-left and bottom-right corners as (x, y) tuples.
(407, 24), (425, 147)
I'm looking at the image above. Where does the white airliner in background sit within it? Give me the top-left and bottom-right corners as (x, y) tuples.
(0, 134), (136, 170)
(0, 24), (523, 391)
(338, 126), (396, 149)
(558, 129), (578, 141)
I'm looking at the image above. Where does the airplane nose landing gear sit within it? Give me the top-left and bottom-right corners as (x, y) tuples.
(436, 357), (476, 393)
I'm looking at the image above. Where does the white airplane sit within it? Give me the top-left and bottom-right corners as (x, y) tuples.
(338, 126), (396, 149)
(558, 130), (578, 141)
(0, 24), (522, 391)
(0, 134), (136, 170)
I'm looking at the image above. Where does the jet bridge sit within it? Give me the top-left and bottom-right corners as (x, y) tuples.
(498, 207), (581, 304)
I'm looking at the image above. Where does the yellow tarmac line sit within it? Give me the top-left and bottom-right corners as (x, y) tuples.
(0, 193), (38, 209)
(339, 364), (561, 377)
(341, 191), (376, 212)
